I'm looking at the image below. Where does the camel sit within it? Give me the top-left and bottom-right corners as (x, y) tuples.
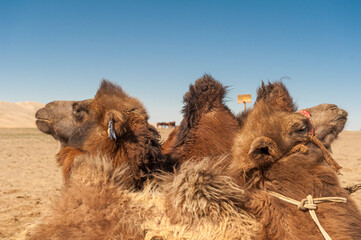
(229, 98), (361, 239)
(25, 78), (357, 239)
(35, 80), (171, 188)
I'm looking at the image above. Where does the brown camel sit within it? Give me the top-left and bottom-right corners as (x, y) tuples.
(35, 80), (171, 188)
(25, 79), (355, 239)
(230, 98), (361, 239)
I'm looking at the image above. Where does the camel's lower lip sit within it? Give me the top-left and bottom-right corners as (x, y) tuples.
(36, 120), (52, 134)
(35, 118), (51, 122)
(334, 116), (347, 121)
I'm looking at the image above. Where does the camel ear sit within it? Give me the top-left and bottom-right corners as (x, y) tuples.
(248, 136), (280, 163)
(106, 110), (127, 140)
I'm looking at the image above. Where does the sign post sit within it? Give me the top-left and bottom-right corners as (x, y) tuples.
(237, 94), (252, 112)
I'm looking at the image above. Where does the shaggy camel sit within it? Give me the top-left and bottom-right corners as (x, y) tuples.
(36, 80), (171, 188)
(230, 99), (361, 239)
(26, 79), (355, 239)
(27, 95), (352, 240)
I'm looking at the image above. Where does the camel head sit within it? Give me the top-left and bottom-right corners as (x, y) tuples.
(36, 80), (165, 187)
(36, 99), (92, 148)
(36, 80), (147, 148)
(302, 104), (347, 149)
(254, 81), (347, 148)
(231, 99), (313, 174)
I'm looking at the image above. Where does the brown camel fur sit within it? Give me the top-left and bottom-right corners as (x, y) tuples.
(230, 99), (361, 239)
(35, 80), (171, 188)
(165, 74), (241, 163)
(26, 79), (356, 239)
(23, 154), (261, 240)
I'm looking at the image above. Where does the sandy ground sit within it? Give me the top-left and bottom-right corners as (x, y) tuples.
(0, 128), (360, 239)
(0, 102), (44, 128)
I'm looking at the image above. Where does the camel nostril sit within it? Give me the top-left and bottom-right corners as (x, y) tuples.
(35, 108), (49, 120)
(339, 110), (348, 117)
(253, 147), (270, 156)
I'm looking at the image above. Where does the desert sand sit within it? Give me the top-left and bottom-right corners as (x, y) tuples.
(0, 101), (45, 128)
(0, 128), (360, 239)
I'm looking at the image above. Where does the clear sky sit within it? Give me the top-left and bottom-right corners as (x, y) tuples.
(1, 0), (360, 130)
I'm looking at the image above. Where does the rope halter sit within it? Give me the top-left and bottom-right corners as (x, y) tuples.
(268, 191), (347, 240)
(297, 109), (342, 174)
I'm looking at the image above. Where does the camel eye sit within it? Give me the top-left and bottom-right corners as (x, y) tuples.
(73, 106), (83, 114)
(298, 125), (307, 133)
(72, 103), (87, 121)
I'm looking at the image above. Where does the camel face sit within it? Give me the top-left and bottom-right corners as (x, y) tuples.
(35, 81), (148, 149)
(255, 81), (348, 148)
(231, 100), (312, 172)
(35, 80), (166, 187)
(36, 99), (92, 147)
(304, 103), (348, 148)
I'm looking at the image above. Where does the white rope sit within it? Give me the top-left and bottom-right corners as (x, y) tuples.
(267, 191), (347, 240)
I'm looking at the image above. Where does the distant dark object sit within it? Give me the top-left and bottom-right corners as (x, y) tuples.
(156, 121), (176, 128)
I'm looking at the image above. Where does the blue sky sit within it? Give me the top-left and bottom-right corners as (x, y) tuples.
(1, 0), (360, 130)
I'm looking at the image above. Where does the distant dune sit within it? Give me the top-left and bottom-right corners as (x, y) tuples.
(0, 101), (45, 128)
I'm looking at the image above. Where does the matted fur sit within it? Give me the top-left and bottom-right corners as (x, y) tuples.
(23, 155), (261, 240)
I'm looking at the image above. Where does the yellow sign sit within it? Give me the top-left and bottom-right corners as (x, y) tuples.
(237, 94), (252, 104)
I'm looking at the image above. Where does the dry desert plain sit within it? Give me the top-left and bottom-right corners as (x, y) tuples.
(0, 128), (360, 239)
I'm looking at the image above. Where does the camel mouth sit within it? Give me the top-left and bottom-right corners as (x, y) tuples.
(36, 119), (52, 134)
(334, 115), (347, 122)
(35, 117), (51, 122)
